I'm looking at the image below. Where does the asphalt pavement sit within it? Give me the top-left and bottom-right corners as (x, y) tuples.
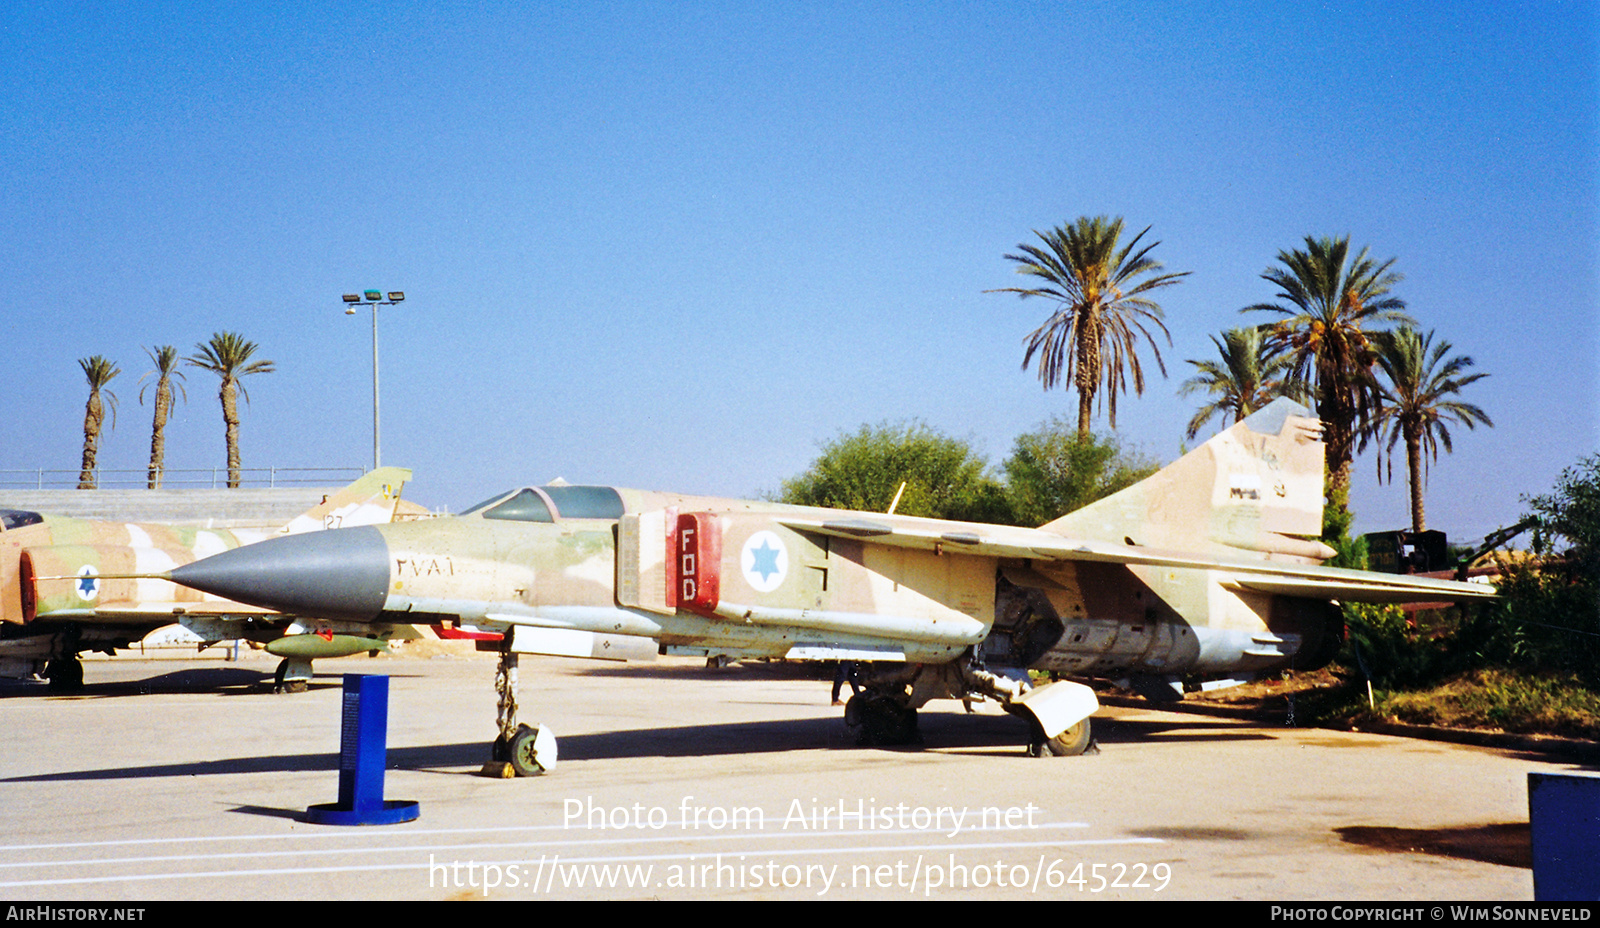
(0, 649), (1584, 901)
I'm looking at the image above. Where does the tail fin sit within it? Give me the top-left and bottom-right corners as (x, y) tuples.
(276, 467), (413, 535)
(1041, 398), (1333, 562)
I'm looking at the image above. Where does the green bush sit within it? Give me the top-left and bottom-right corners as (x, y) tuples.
(1340, 602), (1453, 689)
(1460, 454), (1600, 684)
(1001, 419), (1157, 526)
(777, 421), (1014, 524)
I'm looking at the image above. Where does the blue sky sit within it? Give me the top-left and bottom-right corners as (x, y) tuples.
(2, 1), (1595, 544)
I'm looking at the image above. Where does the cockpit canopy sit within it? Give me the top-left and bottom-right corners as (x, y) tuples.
(0, 509), (43, 531)
(460, 486), (626, 523)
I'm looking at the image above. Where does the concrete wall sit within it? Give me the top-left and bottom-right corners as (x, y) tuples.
(0, 488), (346, 530)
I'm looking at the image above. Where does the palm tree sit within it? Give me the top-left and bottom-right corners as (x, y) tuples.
(186, 332), (275, 489)
(1366, 327), (1493, 532)
(991, 216), (1190, 438)
(1178, 326), (1308, 440)
(75, 356), (120, 489)
(138, 345), (187, 489)
(1243, 235), (1414, 498)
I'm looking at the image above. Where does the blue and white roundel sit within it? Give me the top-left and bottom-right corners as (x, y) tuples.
(75, 565), (99, 601)
(741, 531), (788, 593)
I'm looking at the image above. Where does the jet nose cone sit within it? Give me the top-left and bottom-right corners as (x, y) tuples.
(172, 526), (390, 621)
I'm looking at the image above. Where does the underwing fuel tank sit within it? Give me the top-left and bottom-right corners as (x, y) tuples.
(265, 633), (391, 659)
(169, 526), (392, 622)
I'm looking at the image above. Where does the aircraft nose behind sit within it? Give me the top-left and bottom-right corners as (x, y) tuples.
(171, 525), (391, 622)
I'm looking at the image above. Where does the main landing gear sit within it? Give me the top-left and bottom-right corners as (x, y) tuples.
(843, 655), (1098, 757)
(480, 644), (558, 778)
(44, 657), (83, 693)
(1040, 717), (1094, 757)
(273, 657), (313, 694)
(844, 691), (921, 746)
(43, 628), (85, 693)
(1006, 704), (1095, 757)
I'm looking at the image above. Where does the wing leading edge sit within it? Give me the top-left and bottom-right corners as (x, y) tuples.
(775, 516), (1495, 604)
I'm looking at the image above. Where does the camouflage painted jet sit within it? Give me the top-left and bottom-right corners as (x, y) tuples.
(161, 400), (1493, 774)
(1, 467), (417, 692)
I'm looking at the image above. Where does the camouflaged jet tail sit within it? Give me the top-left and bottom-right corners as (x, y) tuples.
(776, 398), (1493, 610)
(275, 466), (414, 535)
(1042, 399), (1334, 562)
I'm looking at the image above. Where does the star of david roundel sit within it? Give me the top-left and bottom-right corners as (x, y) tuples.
(740, 531), (788, 593)
(75, 565), (99, 601)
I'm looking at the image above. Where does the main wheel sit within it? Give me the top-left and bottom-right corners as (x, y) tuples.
(1040, 718), (1093, 756)
(508, 723), (557, 776)
(272, 659), (309, 694)
(45, 658), (83, 693)
(846, 693), (919, 746)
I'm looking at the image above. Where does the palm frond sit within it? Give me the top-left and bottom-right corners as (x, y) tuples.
(989, 215), (1189, 435)
(1366, 326), (1494, 530)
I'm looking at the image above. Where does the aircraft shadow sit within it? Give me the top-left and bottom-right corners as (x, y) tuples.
(0, 666), (276, 698)
(3, 709), (1284, 784)
(1093, 716), (1277, 744)
(0, 666), (452, 699)
(0, 743), (495, 783)
(0, 711), (1037, 783)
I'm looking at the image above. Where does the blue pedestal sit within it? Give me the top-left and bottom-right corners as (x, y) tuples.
(306, 674), (420, 826)
(1528, 772), (1600, 901)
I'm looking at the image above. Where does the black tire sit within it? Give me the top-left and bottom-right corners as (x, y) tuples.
(843, 694), (864, 729)
(45, 659), (83, 693)
(849, 693), (920, 746)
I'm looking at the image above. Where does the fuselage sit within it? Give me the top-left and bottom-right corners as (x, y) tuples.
(169, 484), (1343, 679)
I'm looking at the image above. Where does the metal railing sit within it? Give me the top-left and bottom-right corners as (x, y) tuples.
(0, 467), (366, 490)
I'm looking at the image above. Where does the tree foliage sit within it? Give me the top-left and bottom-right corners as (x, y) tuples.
(1482, 455), (1600, 683)
(778, 419), (1162, 529)
(139, 345), (187, 490)
(1179, 326), (1308, 440)
(991, 216), (1188, 437)
(1322, 483), (1368, 570)
(1365, 327), (1492, 531)
(1522, 454), (1600, 579)
(1243, 235), (1413, 499)
(1002, 419), (1157, 526)
(1345, 455), (1600, 690)
(777, 421), (1012, 524)
(186, 332), (275, 489)
(75, 355), (120, 489)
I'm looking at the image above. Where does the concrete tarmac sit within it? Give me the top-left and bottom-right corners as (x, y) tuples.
(0, 650), (1582, 901)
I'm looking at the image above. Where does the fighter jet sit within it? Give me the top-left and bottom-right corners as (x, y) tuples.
(161, 400), (1493, 774)
(1, 467), (418, 692)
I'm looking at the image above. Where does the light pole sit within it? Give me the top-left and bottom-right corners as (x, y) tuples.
(342, 289), (404, 471)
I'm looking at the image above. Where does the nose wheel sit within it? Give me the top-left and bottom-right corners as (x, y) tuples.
(481, 644), (558, 777)
(505, 723), (557, 776)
